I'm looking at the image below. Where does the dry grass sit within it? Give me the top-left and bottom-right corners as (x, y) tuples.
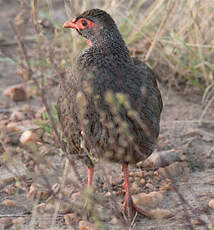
(30, 0), (214, 101)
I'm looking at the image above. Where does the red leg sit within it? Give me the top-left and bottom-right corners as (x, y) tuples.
(87, 167), (94, 187)
(122, 164), (150, 219)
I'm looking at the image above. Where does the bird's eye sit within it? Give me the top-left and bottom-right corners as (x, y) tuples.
(81, 20), (88, 26)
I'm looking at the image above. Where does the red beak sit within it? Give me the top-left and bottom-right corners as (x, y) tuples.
(63, 20), (78, 29)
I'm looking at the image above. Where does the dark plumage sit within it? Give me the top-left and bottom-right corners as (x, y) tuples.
(57, 9), (162, 219)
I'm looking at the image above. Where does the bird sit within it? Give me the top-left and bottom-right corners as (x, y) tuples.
(57, 8), (163, 220)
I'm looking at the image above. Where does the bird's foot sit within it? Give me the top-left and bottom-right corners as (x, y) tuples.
(122, 194), (151, 221)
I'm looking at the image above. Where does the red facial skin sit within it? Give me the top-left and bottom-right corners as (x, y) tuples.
(63, 17), (96, 46)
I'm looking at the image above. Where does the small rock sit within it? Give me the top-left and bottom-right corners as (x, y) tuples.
(42, 132), (55, 145)
(39, 144), (58, 156)
(3, 185), (17, 195)
(64, 213), (79, 226)
(17, 68), (31, 81)
(10, 110), (25, 121)
(36, 203), (46, 214)
(193, 218), (206, 226)
(109, 175), (122, 186)
(59, 202), (73, 215)
(20, 130), (39, 144)
(52, 183), (60, 194)
(4, 85), (27, 102)
(2, 199), (16, 207)
(12, 217), (25, 224)
(205, 178), (214, 185)
(131, 181), (141, 194)
(160, 182), (173, 191)
(141, 149), (183, 168)
(6, 122), (20, 132)
(183, 131), (200, 138)
(145, 183), (154, 190)
(158, 162), (189, 178)
(0, 218), (12, 229)
(22, 104), (31, 112)
(208, 199), (214, 209)
(110, 217), (119, 225)
(154, 171), (159, 176)
(105, 192), (112, 197)
(26, 183), (51, 200)
(140, 178), (146, 185)
(132, 191), (163, 208)
(79, 220), (98, 230)
(149, 208), (173, 219)
(129, 171), (134, 177)
(71, 192), (81, 200)
(135, 171), (143, 177)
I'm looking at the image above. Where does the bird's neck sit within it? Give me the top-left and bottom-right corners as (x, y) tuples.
(78, 28), (132, 67)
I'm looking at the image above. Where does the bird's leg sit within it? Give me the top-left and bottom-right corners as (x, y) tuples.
(122, 164), (136, 219)
(122, 164), (150, 220)
(87, 167), (94, 187)
(82, 167), (95, 220)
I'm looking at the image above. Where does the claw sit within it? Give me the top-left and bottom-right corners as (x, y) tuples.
(122, 164), (151, 220)
(122, 194), (151, 219)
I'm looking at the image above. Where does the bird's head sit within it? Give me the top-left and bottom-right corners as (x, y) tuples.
(63, 9), (119, 46)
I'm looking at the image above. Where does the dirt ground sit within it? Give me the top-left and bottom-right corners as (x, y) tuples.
(0, 1), (214, 230)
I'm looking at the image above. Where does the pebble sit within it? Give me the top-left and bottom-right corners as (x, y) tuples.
(0, 218), (12, 229)
(140, 178), (146, 185)
(145, 183), (154, 190)
(105, 191), (112, 197)
(149, 208), (173, 219)
(3, 184), (17, 195)
(110, 217), (119, 225)
(4, 85), (27, 102)
(154, 171), (159, 176)
(2, 199), (16, 207)
(132, 191), (163, 208)
(39, 144), (58, 156)
(208, 199), (214, 209)
(42, 132), (55, 145)
(131, 181), (141, 194)
(26, 183), (51, 200)
(6, 122), (20, 132)
(79, 220), (98, 230)
(158, 162), (189, 178)
(140, 149), (183, 168)
(20, 130), (39, 145)
(36, 203), (46, 214)
(6, 132), (20, 145)
(135, 171), (143, 177)
(12, 217), (25, 224)
(17, 68), (31, 81)
(10, 110), (25, 121)
(109, 175), (122, 186)
(64, 213), (79, 226)
(205, 178), (214, 185)
(193, 218), (206, 226)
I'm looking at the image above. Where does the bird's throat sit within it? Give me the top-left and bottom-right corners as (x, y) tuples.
(86, 39), (91, 46)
